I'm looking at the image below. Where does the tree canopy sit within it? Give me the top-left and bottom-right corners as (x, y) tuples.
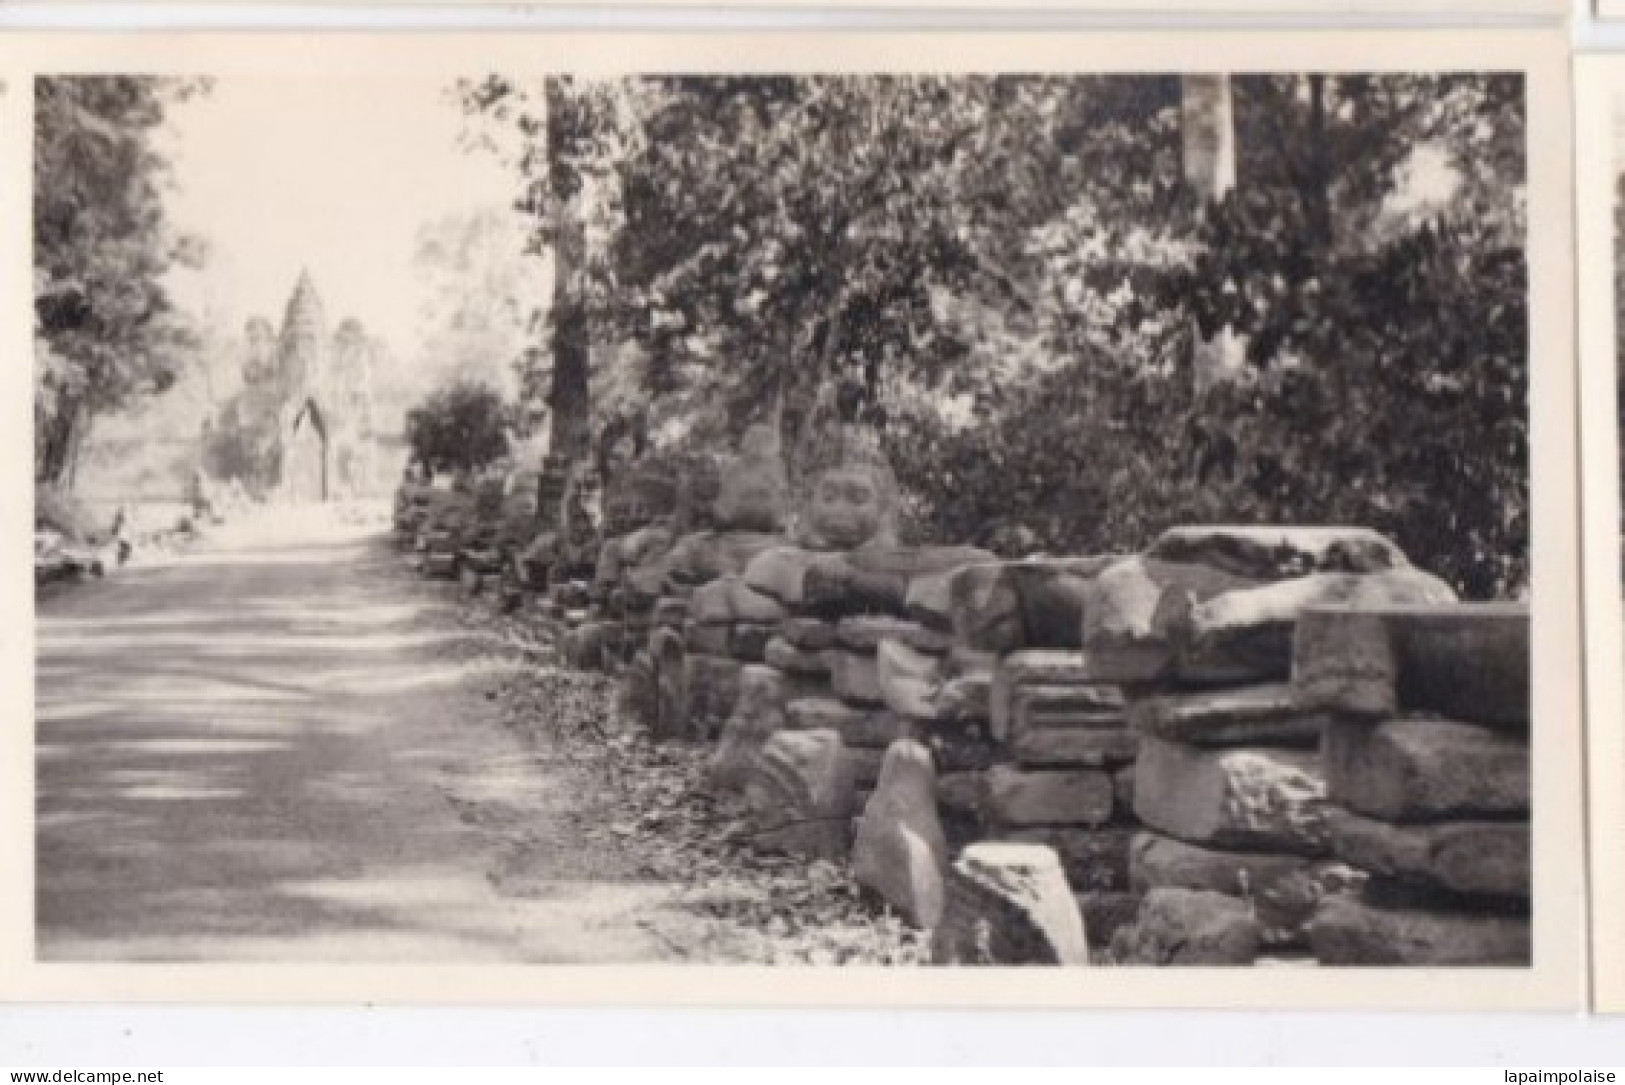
(34, 75), (210, 486)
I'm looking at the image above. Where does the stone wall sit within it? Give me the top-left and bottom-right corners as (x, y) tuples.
(392, 448), (1532, 968)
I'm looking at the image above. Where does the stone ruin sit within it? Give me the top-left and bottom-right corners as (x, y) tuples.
(391, 422), (1533, 968)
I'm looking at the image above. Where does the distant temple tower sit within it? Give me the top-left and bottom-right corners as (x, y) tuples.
(243, 271), (376, 503)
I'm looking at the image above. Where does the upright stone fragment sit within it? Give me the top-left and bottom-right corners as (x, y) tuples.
(931, 844), (1090, 965)
(709, 665), (791, 790)
(1134, 737), (1330, 855)
(744, 729), (856, 859)
(854, 740), (950, 928)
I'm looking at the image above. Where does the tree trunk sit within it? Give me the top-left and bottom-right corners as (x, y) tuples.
(1305, 74), (1332, 248)
(545, 76), (592, 465)
(1181, 74), (1247, 395)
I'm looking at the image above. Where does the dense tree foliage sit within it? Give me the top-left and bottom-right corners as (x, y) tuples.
(464, 72), (1529, 598)
(405, 381), (511, 477)
(34, 76), (209, 486)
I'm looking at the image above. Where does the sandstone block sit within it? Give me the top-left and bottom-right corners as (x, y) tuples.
(1172, 568), (1457, 684)
(1308, 896), (1530, 965)
(1293, 602), (1530, 730)
(685, 623), (731, 656)
(854, 740), (950, 928)
(781, 616), (838, 651)
(1128, 683), (1324, 748)
(743, 546), (847, 606)
(931, 844), (1090, 965)
(1079, 557), (1263, 682)
(985, 765), (1115, 828)
(728, 621), (775, 663)
(1327, 807), (1529, 899)
(688, 575), (789, 626)
(935, 673), (993, 724)
(785, 697), (910, 748)
(1108, 887), (1262, 965)
(990, 651), (1097, 739)
(744, 729), (856, 860)
(765, 637), (831, 677)
(651, 598), (689, 630)
(876, 640), (945, 722)
(1134, 738), (1330, 856)
(830, 650), (884, 706)
(1324, 718), (1529, 822)
(1009, 683), (1132, 767)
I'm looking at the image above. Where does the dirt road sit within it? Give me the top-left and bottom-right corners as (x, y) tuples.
(35, 514), (684, 962)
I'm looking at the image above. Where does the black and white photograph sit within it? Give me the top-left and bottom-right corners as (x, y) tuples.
(12, 31), (1581, 1006)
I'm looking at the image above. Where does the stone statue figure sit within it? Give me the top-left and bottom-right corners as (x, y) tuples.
(792, 424), (898, 551)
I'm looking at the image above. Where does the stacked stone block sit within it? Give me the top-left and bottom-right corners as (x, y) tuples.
(1296, 602), (1532, 966)
(1095, 526), (1459, 964)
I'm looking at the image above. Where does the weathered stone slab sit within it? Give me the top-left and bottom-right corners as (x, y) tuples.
(1323, 718), (1529, 822)
(743, 728), (855, 860)
(1327, 808), (1529, 899)
(985, 765), (1115, 828)
(830, 650), (884, 706)
(686, 653), (742, 738)
(1079, 557), (1263, 683)
(709, 665), (791, 791)
(940, 557), (1119, 651)
(1146, 525), (1409, 580)
(1293, 603), (1530, 730)
(1108, 887), (1262, 965)
(1128, 683), (1325, 748)
(854, 741), (950, 928)
(990, 651), (1096, 740)
(931, 844), (1090, 965)
(1308, 897), (1531, 965)
(1173, 568), (1457, 684)
(1000, 826), (1135, 893)
(1134, 738), (1330, 856)
(764, 636), (831, 677)
(838, 615), (953, 655)
(876, 640), (945, 722)
(689, 575), (789, 626)
(781, 616), (838, 651)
